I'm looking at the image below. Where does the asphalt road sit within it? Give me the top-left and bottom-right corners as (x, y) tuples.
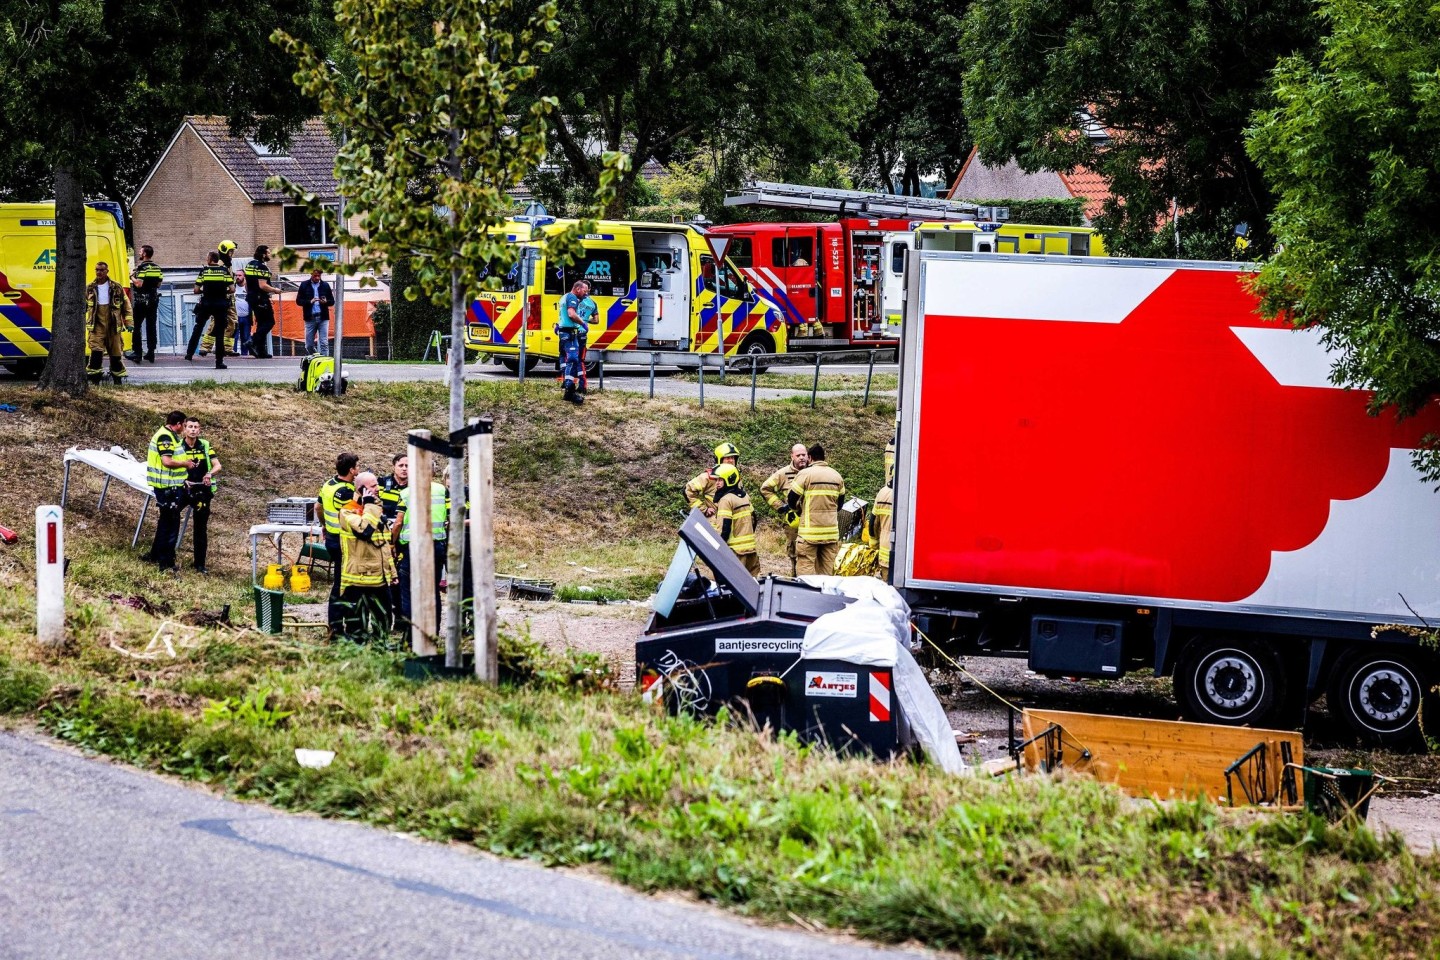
(0, 355), (897, 404)
(0, 730), (927, 960)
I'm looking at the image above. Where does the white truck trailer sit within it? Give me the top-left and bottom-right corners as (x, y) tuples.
(893, 252), (1440, 744)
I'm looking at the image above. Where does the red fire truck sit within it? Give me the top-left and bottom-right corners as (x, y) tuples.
(714, 182), (1005, 349)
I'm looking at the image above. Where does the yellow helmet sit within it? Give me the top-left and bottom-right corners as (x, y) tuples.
(713, 441), (740, 464)
(217, 240), (237, 254)
(713, 463), (740, 487)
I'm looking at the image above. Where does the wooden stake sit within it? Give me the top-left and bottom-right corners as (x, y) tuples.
(469, 417), (497, 682)
(407, 430), (438, 656)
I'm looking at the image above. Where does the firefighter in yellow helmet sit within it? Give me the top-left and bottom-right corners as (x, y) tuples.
(787, 442), (845, 576)
(713, 463), (761, 576)
(684, 441), (739, 518)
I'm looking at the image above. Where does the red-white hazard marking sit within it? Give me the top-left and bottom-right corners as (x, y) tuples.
(869, 671), (892, 722)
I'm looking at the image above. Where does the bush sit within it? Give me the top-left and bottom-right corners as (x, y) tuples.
(388, 261), (450, 360)
(975, 197), (1088, 227)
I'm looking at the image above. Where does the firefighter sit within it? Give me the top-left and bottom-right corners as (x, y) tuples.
(761, 442), (809, 576)
(186, 252), (232, 368)
(244, 245), (281, 358)
(884, 430), (896, 484)
(713, 464), (761, 576)
(129, 245), (163, 364)
(199, 240), (239, 357)
(335, 472), (399, 641)
(869, 479), (893, 578)
(685, 442), (739, 517)
(787, 442), (845, 577)
(85, 262), (132, 385)
(317, 453), (360, 631)
(141, 411), (191, 573)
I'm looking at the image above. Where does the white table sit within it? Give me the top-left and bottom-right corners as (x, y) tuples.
(61, 446), (157, 547)
(248, 522), (323, 586)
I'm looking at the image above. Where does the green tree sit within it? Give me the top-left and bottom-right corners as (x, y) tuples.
(0, 0), (327, 395)
(958, 0), (1318, 256)
(273, 0), (623, 669)
(856, 0), (972, 195)
(1248, 0), (1440, 474)
(527, 0), (877, 215)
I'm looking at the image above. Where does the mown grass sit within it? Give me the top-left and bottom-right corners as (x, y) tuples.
(3, 380), (1436, 957)
(0, 580), (1435, 959)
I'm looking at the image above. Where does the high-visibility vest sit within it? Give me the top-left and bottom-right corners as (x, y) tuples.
(318, 476), (355, 536)
(716, 491), (757, 555)
(181, 438), (219, 492)
(398, 481), (447, 545)
(146, 427), (187, 489)
(377, 475), (405, 520)
(790, 460), (845, 543)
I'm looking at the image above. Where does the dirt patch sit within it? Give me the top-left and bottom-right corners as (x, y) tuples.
(500, 599), (648, 684)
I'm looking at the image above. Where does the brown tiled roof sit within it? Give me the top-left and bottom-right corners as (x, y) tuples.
(1057, 168), (1111, 221)
(186, 116), (339, 203)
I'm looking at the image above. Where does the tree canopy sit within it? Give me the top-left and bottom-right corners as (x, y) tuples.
(958, 0), (1318, 256)
(527, 0), (877, 214)
(1248, 0), (1440, 467)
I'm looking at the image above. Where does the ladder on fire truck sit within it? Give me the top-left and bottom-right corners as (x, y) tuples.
(723, 180), (1007, 223)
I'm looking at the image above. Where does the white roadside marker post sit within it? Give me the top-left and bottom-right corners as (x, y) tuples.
(35, 505), (65, 647)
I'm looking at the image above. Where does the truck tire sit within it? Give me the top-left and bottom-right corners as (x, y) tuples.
(9, 358), (44, 380)
(499, 356), (539, 375)
(737, 333), (775, 373)
(1328, 650), (1430, 746)
(1175, 636), (1284, 727)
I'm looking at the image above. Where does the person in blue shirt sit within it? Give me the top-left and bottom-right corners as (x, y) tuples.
(557, 279), (593, 405)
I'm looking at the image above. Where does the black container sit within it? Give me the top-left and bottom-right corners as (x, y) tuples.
(786, 658), (903, 759)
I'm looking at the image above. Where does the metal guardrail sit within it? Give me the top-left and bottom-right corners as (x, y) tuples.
(588, 347), (898, 410)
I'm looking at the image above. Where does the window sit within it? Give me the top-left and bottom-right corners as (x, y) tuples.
(283, 204), (338, 246)
(770, 236), (813, 268)
(1069, 232), (1091, 256)
(247, 139), (289, 157)
(726, 237), (753, 268)
(700, 256), (748, 299)
(889, 242), (908, 274)
(544, 250), (632, 297)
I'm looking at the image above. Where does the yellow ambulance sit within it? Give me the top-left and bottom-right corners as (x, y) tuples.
(0, 202), (130, 378)
(912, 220), (1106, 256)
(464, 218), (787, 373)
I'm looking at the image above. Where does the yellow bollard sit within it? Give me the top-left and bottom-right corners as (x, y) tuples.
(262, 564), (285, 591)
(289, 564), (312, 593)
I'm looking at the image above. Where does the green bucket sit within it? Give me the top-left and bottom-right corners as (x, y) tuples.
(1301, 766), (1378, 823)
(253, 586), (285, 635)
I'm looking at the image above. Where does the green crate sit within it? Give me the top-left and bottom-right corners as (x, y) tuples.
(253, 586), (285, 635)
(1300, 766), (1377, 823)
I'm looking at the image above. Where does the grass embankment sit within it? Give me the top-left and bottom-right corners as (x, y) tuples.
(676, 370), (900, 393)
(0, 381), (1436, 958)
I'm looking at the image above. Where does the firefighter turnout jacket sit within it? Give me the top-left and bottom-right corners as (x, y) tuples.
(684, 469), (720, 513)
(760, 463), (799, 514)
(339, 502), (397, 589)
(871, 483), (894, 568)
(788, 460), (845, 543)
(716, 490), (758, 556)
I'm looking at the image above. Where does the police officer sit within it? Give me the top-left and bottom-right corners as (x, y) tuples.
(179, 415), (222, 574)
(788, 443), (846, 576)
(186, 252), (232, 368)
(199, 241), (238, 357)
(685, 442), (739, 518)
(393, 465), (448, 630)
(85, 261), (132, 385)
(377, 453), (408, 524)
(761, 443), (809, 576)
(244, 245), (281, 358)
(129, 245), (163, 363)
(317, 453), (359, 629)
(142, 411), (190, 572)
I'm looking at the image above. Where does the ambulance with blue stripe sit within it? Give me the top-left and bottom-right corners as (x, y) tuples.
(464, 219), (786, 373)
(0, 202), (130, 378)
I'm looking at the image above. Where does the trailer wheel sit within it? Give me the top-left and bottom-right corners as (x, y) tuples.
(737, 333), (775, 373)
(1328, 650), (1430, 746)
(1176, 636), (1284, 727)
(499, 356), (539, 375)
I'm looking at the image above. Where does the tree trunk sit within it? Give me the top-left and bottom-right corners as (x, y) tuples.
(444, 261), (467, 668)
(40, 164), (89, 396)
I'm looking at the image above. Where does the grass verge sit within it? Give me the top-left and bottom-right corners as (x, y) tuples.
(675, 371), (899, 393)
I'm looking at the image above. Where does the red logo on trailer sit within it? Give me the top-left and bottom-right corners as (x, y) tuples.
(911, 268), (1440, 603)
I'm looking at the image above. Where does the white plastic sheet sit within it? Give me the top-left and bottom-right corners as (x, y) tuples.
(798, 575), (913, 642)
(802, 596), (968, 776)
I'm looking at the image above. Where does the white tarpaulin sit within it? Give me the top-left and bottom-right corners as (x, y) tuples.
(798, 575), (914, 643)
(802, 593), (968, 776)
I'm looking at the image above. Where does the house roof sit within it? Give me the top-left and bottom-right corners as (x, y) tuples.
(947, 146), (1111, 222)
(186, 116), (340, 204)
